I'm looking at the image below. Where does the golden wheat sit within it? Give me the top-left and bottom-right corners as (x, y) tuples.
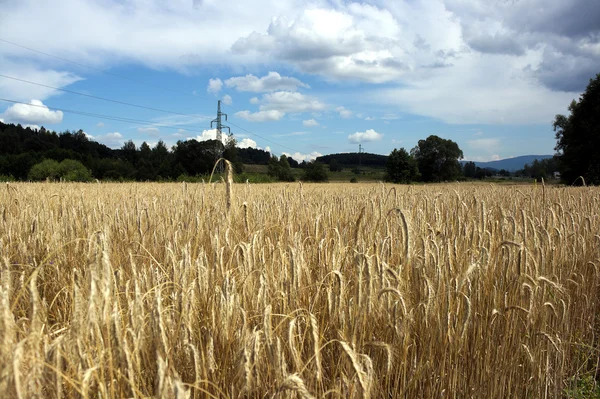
(0, 181), (599, 398)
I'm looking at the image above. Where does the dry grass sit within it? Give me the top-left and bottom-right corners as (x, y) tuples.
(1, 181), (599, 398)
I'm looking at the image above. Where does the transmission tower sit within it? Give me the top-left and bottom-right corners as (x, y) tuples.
(358, 144), (363, 169)
(210, 100), (230, 171)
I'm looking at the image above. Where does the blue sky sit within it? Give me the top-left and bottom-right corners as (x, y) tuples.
(1, 0), (598, 162)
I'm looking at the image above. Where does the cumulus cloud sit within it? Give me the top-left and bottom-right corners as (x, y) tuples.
(302, 119), (319, 127)
(336, 106), (353, 119)
(264, 146), (271, 153)
(222, 94), (232, 105)
(1, 99), (63, 125)
(232, 6), (409, 83)
(348, 129), (383, 143)
(96, 122), (104, 127)
(249, 97), (260, 104)
(234, 110), (285, 122)
(260, 91), (326, 113)
(193, 128), (227, 144)
(237, 138), (257, 149)
(207, 78), (223, 94)
(225, 71), (309, 92)
(282, 151), (322, 162)
(95, 132), (124, 148)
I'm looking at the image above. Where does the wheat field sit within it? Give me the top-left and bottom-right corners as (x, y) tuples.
(0, 181), (599, 398)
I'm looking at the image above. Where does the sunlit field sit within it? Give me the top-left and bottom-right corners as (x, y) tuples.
(1, 181), (599, 398)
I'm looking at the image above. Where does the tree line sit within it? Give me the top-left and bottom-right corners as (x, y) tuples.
(0, 123), (274, 181)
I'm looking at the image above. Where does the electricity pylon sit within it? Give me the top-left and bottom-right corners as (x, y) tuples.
(211, 100), (230, 172)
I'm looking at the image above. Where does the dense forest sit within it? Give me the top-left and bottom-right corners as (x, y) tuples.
(0, 122), (273, 181)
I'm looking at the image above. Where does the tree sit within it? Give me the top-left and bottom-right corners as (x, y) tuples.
(268, 155), (295, 181)
(411, 135), (464, 182)
(121, 140), (138, 166)
(463, 161), (477, 178)
(302, 161), (328, 182)
(58, 159), (92, 181)
(29, 159), (60, 180)
(385, 148), (419, 183)
(554, 73), (600, 185)
(223, 133), (243, 173)
(29, 159), (92, 181)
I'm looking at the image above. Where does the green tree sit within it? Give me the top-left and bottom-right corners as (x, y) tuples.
(223, 133), (244, 173)
(29, 159), (92, 181)
(302, 161), (328, 182)
(554, 73), (600, 185)
(268, 155), (295, 181)
(57, 159), (92, 181)
(411, 135), (464, 182)
(29, 159), (60, 180)
(385, 148), (419, 183)
(463, 161), (477, 178)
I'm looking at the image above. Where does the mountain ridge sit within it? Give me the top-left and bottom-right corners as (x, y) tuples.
(461, 155), (554, 172)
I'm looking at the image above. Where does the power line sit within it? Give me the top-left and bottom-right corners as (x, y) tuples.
(0, 98), (205, 134)
(0, 97), (303, 154)
(0, 38), (190, 96)
(0, 37), (307, 154)
(0, 73), (193, 116)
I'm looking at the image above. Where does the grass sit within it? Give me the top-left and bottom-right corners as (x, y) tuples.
(0, 181), (599, 398)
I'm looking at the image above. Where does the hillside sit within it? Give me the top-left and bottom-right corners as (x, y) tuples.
(316, 152), (387, 167)
(462, 155), (554, 172)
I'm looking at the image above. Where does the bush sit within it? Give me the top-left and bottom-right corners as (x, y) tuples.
(58, 159), (92, 182)
(28, 159), (92, 182)
(28, 159), (60, 181)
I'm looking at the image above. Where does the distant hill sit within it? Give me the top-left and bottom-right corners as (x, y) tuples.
(316, 152), (387, 167)
(462, 155), (554, 172)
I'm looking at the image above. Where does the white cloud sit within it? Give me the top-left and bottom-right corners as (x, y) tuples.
(225, 71), (309, 92)
(23, 124), (40, 130)
(336, 106), (353, 119)
(0, 58), (83, 103)
(260, 91), (326, 113)
(348, 129), (383, 143)
(249, 97), (260, 104)
(138, 127), (160, 136)
(96, 122), (104, 127)
(222, 94), (232, 105)
(1, 99), (63, 125)
(265, 146), (272, 153)
(0, 118), (4, 123)
(193, 128), (228, 144)
(282, 151), (322, 162)
(232, 6), (410, 83)
(303, 119), (319, 127)
(237, 138), (257, 149)
(207, 78), (223, 94)
(95, 132), (124, 148)
(364, 116), (375, 121)
(235, 109), (285, 122)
